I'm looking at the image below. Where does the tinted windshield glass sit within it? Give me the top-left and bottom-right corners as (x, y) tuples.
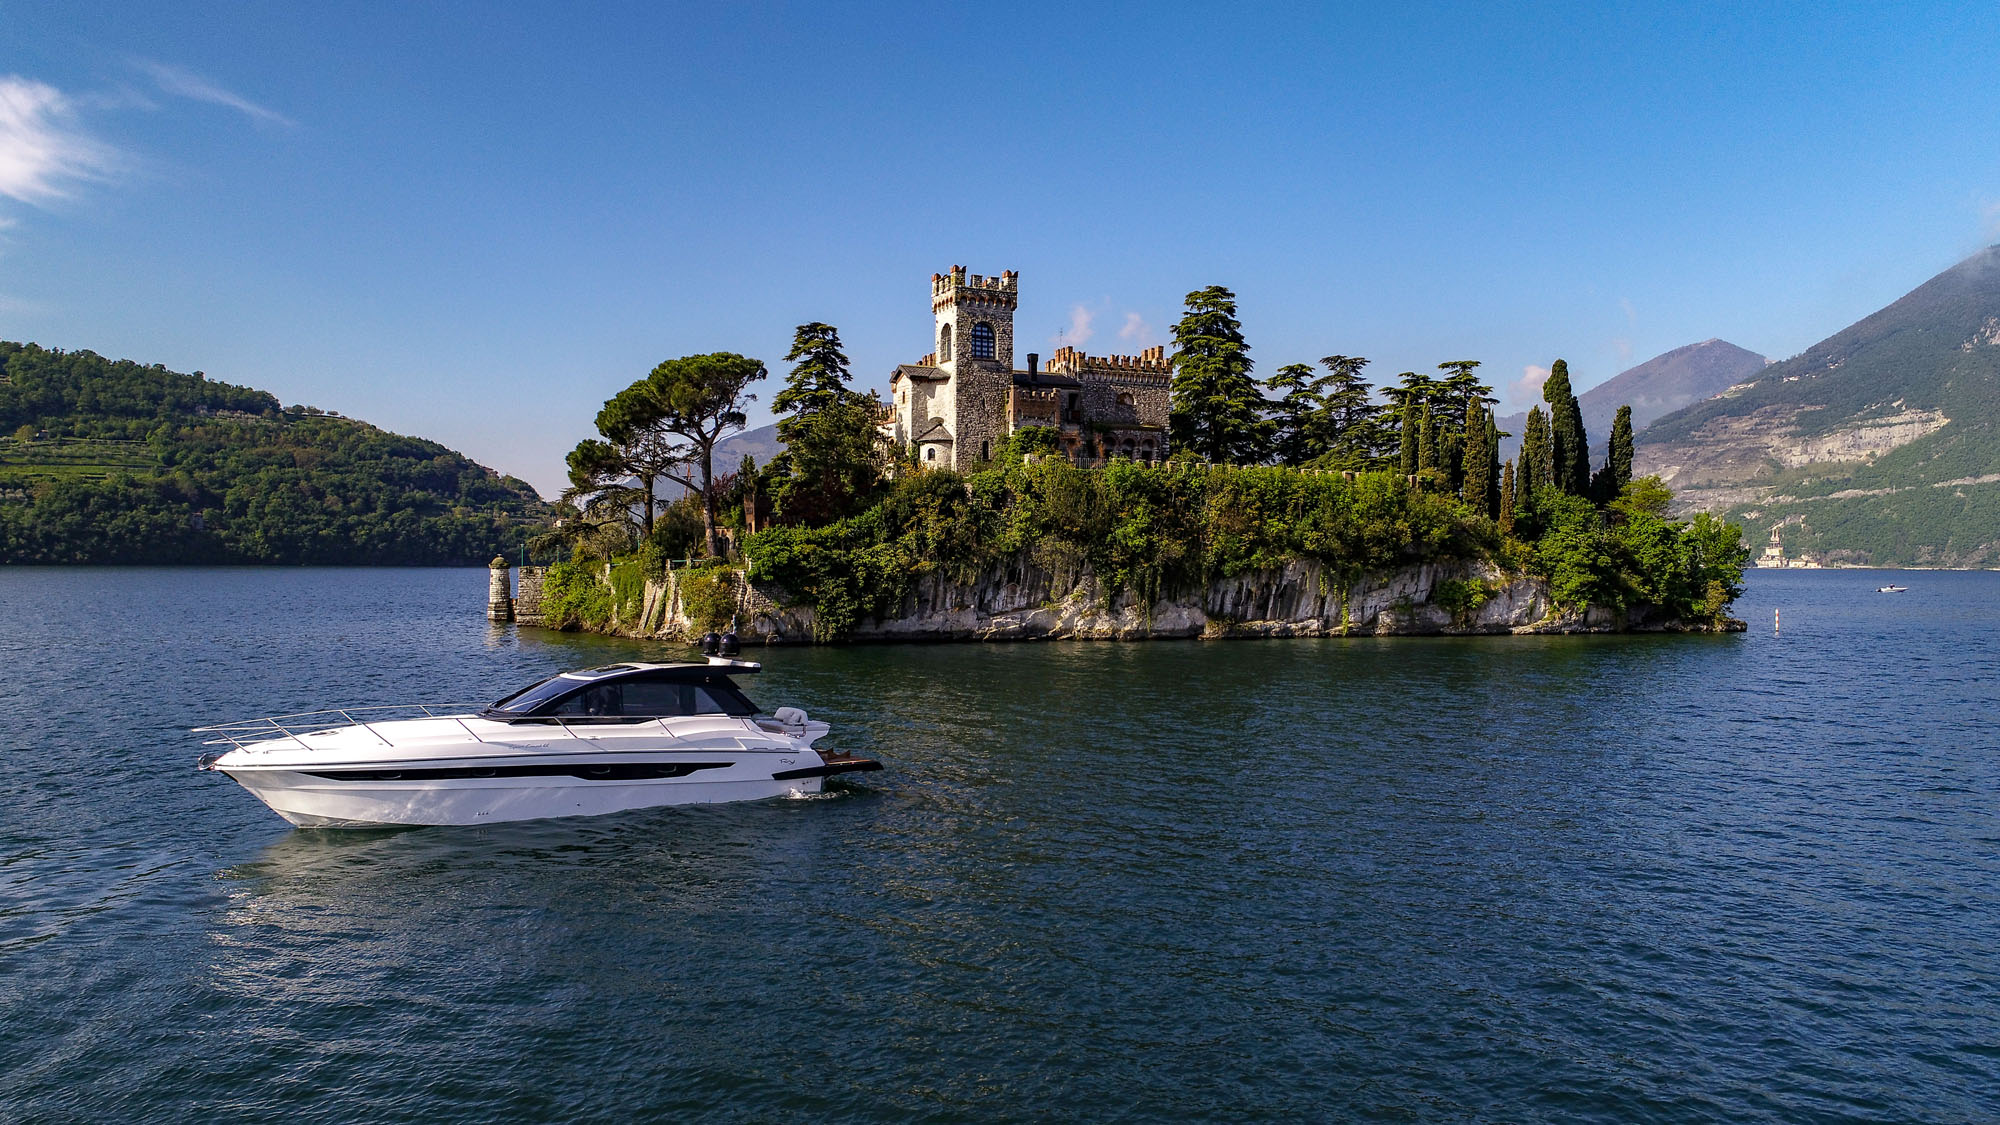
(488, 674), (585, 714)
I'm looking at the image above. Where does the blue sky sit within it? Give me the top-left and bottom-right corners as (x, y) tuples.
(4, 1), (1996, 495)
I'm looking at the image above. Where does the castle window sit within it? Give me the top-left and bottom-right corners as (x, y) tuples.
(925, 447), (937, 462)
(939, 324), (952, 362)
(1118, 392), (1135, 406)
(970, 321), (995, 360)
(981, 440), (990, 461)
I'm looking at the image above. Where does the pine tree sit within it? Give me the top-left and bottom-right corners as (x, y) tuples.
(1169, 286), (1265, 463)
(1264, 362), (1318, 465)
(1499, 460), (1516, 534)
(1318, 354), (1376, 467)
(774, 322), (854, 425)
(771, 322), (877, 525)
(1543, 359), (1589, 495)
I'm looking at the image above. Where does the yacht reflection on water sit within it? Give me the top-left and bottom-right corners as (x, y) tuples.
(195, 657), (880, 828)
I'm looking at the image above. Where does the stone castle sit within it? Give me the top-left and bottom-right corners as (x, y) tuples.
(878, 266), (1171, 468)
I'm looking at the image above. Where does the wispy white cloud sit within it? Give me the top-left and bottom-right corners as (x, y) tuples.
(1512, 363), (1550, 405)
(1057, 303), (1096, 348)
(129, 58), (295, 127)
(1117, 312), (1155, 346)
(0, 76), (120, 206)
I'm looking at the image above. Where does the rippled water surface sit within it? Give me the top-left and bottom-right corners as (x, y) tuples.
(1, 567), (1996, 1122)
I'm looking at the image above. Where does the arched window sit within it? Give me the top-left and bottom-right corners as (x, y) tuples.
(970, 322), (995, 360)
(925, 447), (937, 462)
(938, 324), (952, 362)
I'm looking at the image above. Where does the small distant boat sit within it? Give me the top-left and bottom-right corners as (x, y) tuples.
(1878, 584), (1908, 593)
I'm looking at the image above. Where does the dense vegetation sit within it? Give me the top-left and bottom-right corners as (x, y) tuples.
(1, 342), (549, 564)
(545, 285), (1747, 640)
(737, 449), (1743, 641)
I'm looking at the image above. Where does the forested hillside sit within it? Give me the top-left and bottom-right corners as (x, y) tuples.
(1635, 246), (2000, 566)
(0, 342), (550, 564)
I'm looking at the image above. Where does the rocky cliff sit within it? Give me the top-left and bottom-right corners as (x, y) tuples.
(571, 555), (1735, 643)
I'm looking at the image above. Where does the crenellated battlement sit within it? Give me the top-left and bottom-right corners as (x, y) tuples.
(932, 265), (1019, 311)
(1045, 344), (1172, 383)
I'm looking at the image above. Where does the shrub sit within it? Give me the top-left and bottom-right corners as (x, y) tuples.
(540, 558), (613, 630)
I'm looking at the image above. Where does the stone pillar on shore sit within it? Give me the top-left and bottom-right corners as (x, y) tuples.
(516, 566), (546, 626)
(488, 557), (514, 622)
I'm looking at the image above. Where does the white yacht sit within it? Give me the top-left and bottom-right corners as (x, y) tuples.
(1878, 584), (1909, 593)
(195, 659), (878, 827)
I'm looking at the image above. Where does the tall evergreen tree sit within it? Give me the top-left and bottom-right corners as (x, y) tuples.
(1592, 403), (1635, 502)
(1397, 384), (1420, 476)
(1543, 359), (1589, 495)
(770, 323), (879, 525)
(1460, 400), (1492, 514)
(1520, 406), (1552, 498)
(1499, 459), (1516, 534)
(1169, 286), (1265, 463)
(1264, 362), (1319, 465)
(1484, 412), (1503, 518)
(1416, 401), (1437, 474)
(1317, 354), (1377, 467)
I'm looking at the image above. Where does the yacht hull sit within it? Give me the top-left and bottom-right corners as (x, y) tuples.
(227, 768), (826, 827)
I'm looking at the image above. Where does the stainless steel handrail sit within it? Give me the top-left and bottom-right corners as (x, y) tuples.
(192, 703), (488, 750)
(193, 705), (769, 752)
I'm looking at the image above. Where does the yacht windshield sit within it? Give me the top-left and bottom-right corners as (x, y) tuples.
(487, 674), (586, 714)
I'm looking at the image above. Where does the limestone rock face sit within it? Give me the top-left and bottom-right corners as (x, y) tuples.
(574, 553), (1735, 643)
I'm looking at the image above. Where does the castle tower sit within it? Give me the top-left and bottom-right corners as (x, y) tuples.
(932, 266), (1016, 377)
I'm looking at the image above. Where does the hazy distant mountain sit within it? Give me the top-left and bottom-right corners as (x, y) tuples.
(1497, 339), (1767, 461)
(714, 422), (784, 472)
(1635, 245), (2000, 566)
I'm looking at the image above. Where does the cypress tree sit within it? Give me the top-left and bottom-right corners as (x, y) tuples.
(1520, 406), (1552, 497)
(1485, 412), (1502, 518)
(1499, 459), (1516, 534)
(1460, 400), (1490, 514)
(1543, 359), (1589, 495)
(1397, 380), (1420, 476)
(1416, 401), (1436, 475)
(1605, 403), (1634, 497)
(1168, 286), (1264, 463)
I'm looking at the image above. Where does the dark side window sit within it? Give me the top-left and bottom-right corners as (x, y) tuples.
(542, 676), (758, 721)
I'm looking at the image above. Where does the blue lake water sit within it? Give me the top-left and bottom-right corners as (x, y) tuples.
(1, 566), (1996, 1122)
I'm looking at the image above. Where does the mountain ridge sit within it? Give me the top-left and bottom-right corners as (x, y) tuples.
(1498, 338), (1767, 460)
(1634, 245), (2000, 566)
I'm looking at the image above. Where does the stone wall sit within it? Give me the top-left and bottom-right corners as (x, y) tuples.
(515, 565), (546, 626)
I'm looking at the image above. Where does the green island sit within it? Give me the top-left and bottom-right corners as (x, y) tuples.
(530, 288), (1749, 642)
(0, 342), (549, 564)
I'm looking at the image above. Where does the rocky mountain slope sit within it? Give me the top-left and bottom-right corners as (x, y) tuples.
(1498, 339), (1767, 461)
(1634, 245), (2000, 566)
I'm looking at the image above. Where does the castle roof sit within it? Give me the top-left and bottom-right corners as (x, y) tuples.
(913, 418), (953, 443)
(894, 364), (948, 382)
